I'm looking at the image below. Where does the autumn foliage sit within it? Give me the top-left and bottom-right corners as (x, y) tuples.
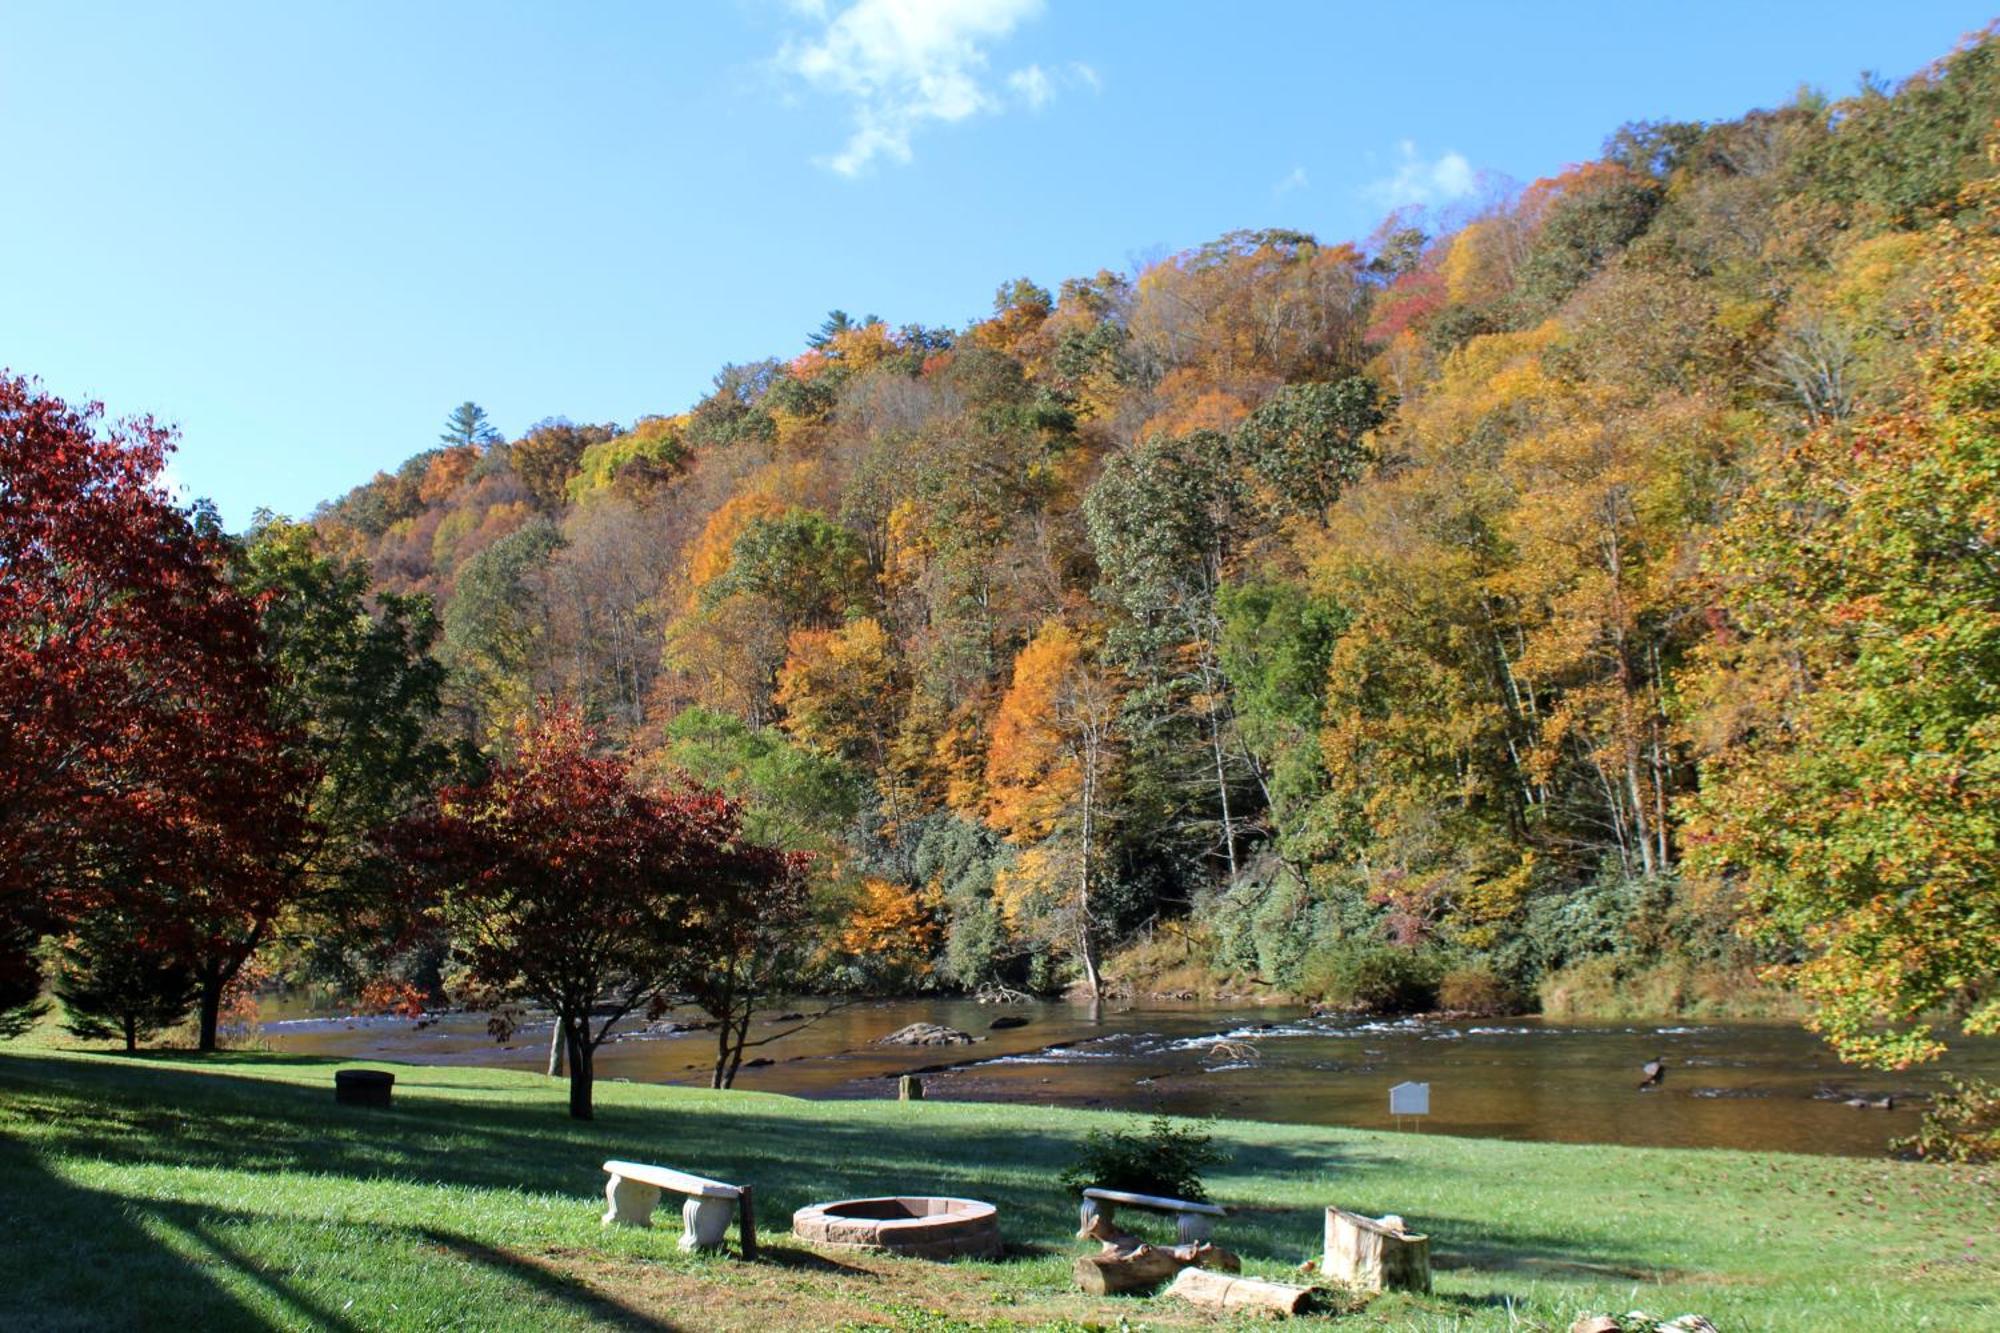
(0, 375), (301, 1040)
(10, 28), (1998, 1084)
(393, 707), (806, 1115)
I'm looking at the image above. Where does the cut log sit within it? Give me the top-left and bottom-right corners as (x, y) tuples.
(1166, 1267), (1312, 1315)
(1071, 1241), (1239, 1296)
(1321, 1207), (1430, 1294)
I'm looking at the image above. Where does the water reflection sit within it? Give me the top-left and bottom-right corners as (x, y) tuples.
(254, 996), (2000, 1158)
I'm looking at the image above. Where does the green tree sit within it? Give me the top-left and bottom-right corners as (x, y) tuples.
(440, 401), (500, 450)
(235, 519), (454, 994)
(54, 904), (198, 1052)
(1232, 378), (1384, 523)
(1086, 429), (1258, 880)
(1216, 579), (1343, 861)
(441, 520), (563, 745)
(702, 509), (872, 630)
(648, 707), (863, 855)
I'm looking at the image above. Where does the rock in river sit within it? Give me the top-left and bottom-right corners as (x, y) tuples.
(879, 1022), (976, 1047)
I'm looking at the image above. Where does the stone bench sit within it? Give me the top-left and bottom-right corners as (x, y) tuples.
(602, 1160), (756, 1255)
(1079, 1187), (1227, 1244)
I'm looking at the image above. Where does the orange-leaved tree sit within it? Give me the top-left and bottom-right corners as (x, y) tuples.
(983, 620), (1122, 997)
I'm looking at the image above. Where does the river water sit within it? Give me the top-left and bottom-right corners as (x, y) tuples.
(254, 996), (2000, 1158)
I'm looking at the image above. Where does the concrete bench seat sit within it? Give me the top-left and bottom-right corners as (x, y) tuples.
(602, 1159), (754, 1253)
(1078, 1186), (1227, 1244)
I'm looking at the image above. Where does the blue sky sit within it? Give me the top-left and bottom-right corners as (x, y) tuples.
(3, 1), (1991, 526)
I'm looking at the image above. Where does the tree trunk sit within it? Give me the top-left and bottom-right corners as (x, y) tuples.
(1077, 744), (1102, 1001)
(546, 1020), (565, 1078)
(564, 1017), (593, 1120)
(196, 967), (223, 1053)
(123, 1015), (137, 1053)
(1166, 1267), (1312, 1315)
(722, 1010), (751, 1089)
(1321, 1207), (1430, 1294)
(1207, 699), (1238, 883)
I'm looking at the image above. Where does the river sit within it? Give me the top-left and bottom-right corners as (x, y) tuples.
(253, 996), (2000, 1158)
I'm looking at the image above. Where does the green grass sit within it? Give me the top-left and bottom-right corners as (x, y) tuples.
(0, 1045), (1994, 1331)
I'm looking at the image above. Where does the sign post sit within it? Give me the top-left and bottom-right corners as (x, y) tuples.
(1388, 1080), (1430, 1132)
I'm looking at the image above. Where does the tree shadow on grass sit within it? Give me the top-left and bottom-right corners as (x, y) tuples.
(0, 1125), (685, 1332)
(0, 1134), (306, 1332)
(0, 1050), (1673, 1298)
(1433, 1244), (1691, 1282)
(417, 1228), (679, 1331)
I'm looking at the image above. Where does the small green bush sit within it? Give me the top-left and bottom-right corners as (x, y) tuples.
(1058, 1114), (1226, 1201)
(1895, 1076), (2000, 1164)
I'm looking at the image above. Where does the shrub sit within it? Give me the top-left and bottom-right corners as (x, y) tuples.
(1895, 1076), (2000, 1164)
(1437, 964), (1516, 1016)
(1537, 957), (1804, 1022)
(1058, 1114), (1226, 1201)
(1299, 940), (1442, 1013)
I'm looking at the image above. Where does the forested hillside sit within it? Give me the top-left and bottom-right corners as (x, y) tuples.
(308, 31), (2000, 1059)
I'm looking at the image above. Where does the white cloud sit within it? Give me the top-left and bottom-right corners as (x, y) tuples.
(1363, 142), (1478, 209)
(1008, 63), (1053, 109)
(777, 0), (1087, 175)
(1274, 165), (1309, 197)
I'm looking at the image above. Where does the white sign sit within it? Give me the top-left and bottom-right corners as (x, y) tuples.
(1388, 1081), (1430, 1117)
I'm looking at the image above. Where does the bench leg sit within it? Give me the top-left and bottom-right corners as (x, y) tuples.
(1175, 1212), (1215, 1245)
(681, 1196), (737, 1251)
(1078, 1196), (1113, 1239)
(603, 1175), (661, 1228)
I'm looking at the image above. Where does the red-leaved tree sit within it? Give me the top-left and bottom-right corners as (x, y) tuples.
(394, 706), (806, 1119)
(0, 375), (301, 1043)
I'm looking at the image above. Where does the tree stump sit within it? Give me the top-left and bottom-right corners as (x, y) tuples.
(1166, 1267), (1312, 1315)
(898, 1074), (924, 1101)
(334, 1069), (394, 1107)
(1321, 1207), (1430, 1294)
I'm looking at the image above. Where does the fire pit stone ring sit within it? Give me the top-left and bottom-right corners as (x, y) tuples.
(791, 1195), (1002, 1260)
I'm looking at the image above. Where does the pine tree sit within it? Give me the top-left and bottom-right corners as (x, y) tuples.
(55, 909), (199, 1052)
(439, 401), (500, 449)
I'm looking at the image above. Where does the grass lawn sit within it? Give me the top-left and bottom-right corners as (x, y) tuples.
(0, 1045), (1994, 1331)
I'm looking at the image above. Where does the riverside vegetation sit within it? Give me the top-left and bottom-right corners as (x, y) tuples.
(291, 29), (2000, 1076)
(2, 1043), (1995, 1331)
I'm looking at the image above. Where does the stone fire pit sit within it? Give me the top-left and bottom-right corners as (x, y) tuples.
(792, 1196), (1002, 1259)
